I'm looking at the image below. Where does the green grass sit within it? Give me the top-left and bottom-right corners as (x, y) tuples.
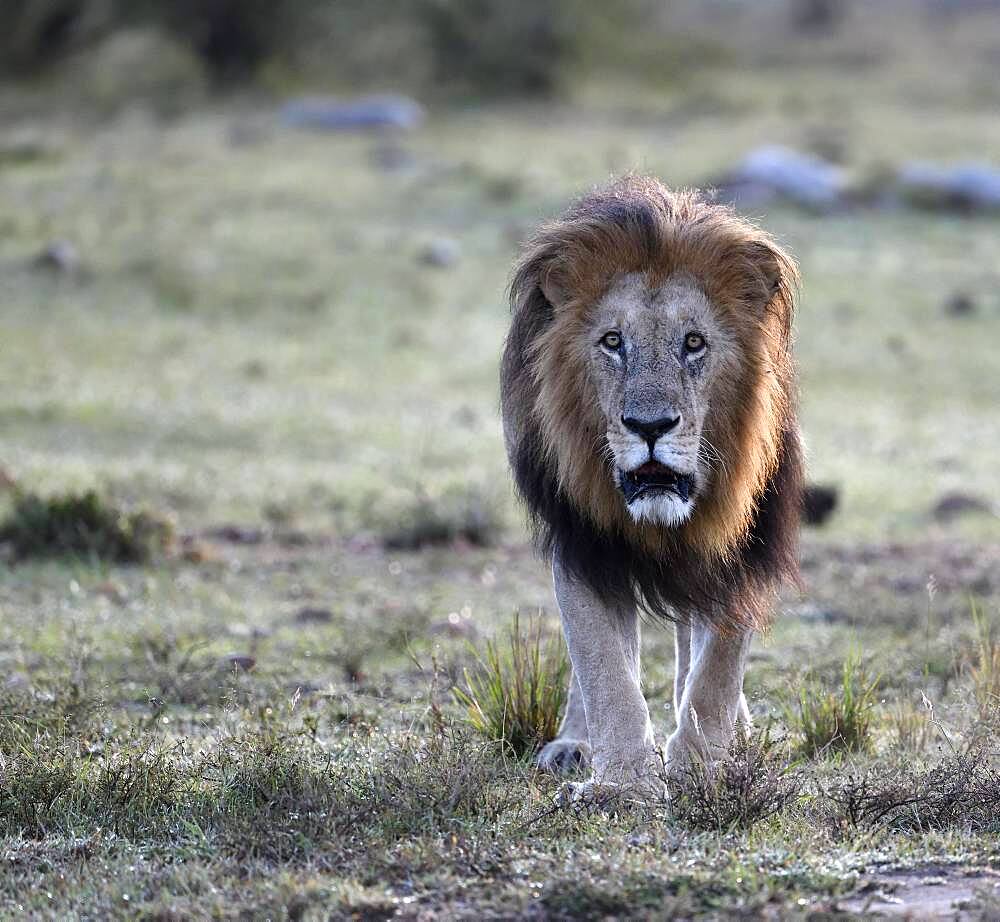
(785, 650), (881, 757)
(454, 610), (569, 757)
(3, 6), (1000, 917)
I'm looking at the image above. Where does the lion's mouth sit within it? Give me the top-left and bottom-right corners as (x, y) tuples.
(618, 461), (694, 504)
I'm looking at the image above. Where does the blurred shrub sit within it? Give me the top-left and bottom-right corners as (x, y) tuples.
(65, 27), (206, 112)
(1, 0), (318, 82)
(0, 488), (174, 563)
(2, 0), (107, 74)
(134, 0), (322, 83)
(420, 0), (577, 96)
(1, 0), (678, 98)
(379, 485), (503, 551)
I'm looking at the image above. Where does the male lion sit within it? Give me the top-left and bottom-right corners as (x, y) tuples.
(501, 176), (802, 801)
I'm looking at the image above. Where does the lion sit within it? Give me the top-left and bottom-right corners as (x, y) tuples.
(500, 175), (802, 802)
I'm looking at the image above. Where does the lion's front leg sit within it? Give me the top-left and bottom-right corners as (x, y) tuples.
(665, 619), (751, 776)
(548, 555), (661, 802)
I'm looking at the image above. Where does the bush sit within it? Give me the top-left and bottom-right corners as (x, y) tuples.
(0, 488), (173, 563)
(826, 746), (1000, 833)
(455, 611), (569, 758)
(1, 0), (101, 74)
(785, 650), (880, 758)
(379, 485), (503, 551)
(667, 728), (802, 832)
(1, 0), (319, 81)
(420, 0), (577, 96)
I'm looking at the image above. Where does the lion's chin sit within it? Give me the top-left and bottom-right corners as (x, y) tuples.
(624, 492), (694, 527)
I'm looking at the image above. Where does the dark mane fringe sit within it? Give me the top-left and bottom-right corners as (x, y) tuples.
(501, 176), (804, 632)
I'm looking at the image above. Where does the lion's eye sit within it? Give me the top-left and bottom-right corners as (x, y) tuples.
(600, 331), (622, 350)
(684, 332), (706, 354)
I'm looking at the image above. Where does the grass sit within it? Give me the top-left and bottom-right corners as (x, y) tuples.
(785, 650), (881, 757)
(0, 488), (174, 563)
(969, 602), (1000, 719)
(2, 5), (1000, 917)
(454, 610), (569, 757)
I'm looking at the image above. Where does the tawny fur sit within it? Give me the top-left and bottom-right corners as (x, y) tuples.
(501, 176), (803, 632)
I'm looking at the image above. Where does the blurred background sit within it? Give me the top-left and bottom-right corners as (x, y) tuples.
(4, 7), (1000, 913)
(2, 0), (999, 607)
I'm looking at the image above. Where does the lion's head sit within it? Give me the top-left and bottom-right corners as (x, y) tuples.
(502, 176), (803, 629)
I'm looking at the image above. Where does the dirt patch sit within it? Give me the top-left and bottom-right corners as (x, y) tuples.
(839, 865), (1000, 919)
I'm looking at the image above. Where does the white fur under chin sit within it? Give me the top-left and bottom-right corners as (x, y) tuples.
(626, 493), (693, 526)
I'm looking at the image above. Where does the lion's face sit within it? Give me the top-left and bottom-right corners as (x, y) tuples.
(587, 272), (737, 527)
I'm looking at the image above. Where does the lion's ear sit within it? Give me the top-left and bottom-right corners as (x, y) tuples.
(539, 264), (570, 310)
(744, 239), (798, 309)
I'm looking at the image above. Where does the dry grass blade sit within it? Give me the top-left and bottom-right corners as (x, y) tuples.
(968, 602), (1000, 719)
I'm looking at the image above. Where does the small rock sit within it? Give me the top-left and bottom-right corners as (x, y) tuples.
(419, 238), (461, 269)
(944, 292), (976, 317)
(295, 607), (333, 625)
(898, 161), (1000, 212)
(932, 492), (995, 521)
(280, 95), (424, 132)
(205, 524), (265, 545)
(802, 484), (839, 526)
(715, 146), (847, 210)
(34, 240), (80, 274)
(222, 654), (256, 672)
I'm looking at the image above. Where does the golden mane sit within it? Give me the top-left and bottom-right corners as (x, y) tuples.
(501, 176), (802, 630)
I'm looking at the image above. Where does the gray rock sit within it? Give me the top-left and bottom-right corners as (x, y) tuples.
(34, 240), (80, 274)
(717, 145), (847, 209)
(294, 607), (333, 625)
(944, 291), (976, 317)
(419, 237), (461, 269)
(932, 492), (995, 521)
(280, 95), (425, 132)
(898, 161), (1000, 211)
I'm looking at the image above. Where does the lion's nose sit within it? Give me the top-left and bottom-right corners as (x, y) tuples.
(621, 413), (682, 448)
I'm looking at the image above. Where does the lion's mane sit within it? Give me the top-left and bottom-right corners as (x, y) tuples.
(501, 176), (803, 631)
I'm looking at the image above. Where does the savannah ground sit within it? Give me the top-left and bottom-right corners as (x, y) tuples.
(2, 4), (1000, 918)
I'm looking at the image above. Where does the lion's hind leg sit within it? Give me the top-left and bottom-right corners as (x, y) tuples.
(665, 619), (751, 776)
(536, 668), (591, 774)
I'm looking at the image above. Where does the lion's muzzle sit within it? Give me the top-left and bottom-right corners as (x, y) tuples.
(618, 461), (695, 505)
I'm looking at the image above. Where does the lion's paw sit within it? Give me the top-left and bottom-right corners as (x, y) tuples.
(536, 738), (591, 774)
(554, 779), (619, 809)
(554, 776), (666, 811)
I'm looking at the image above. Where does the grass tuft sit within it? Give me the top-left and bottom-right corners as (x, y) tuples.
(0, 488), (174, 563)
(454, 611), (569, 758)
(785, 650), (881, 758)
(968, 602), (1000, 719)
